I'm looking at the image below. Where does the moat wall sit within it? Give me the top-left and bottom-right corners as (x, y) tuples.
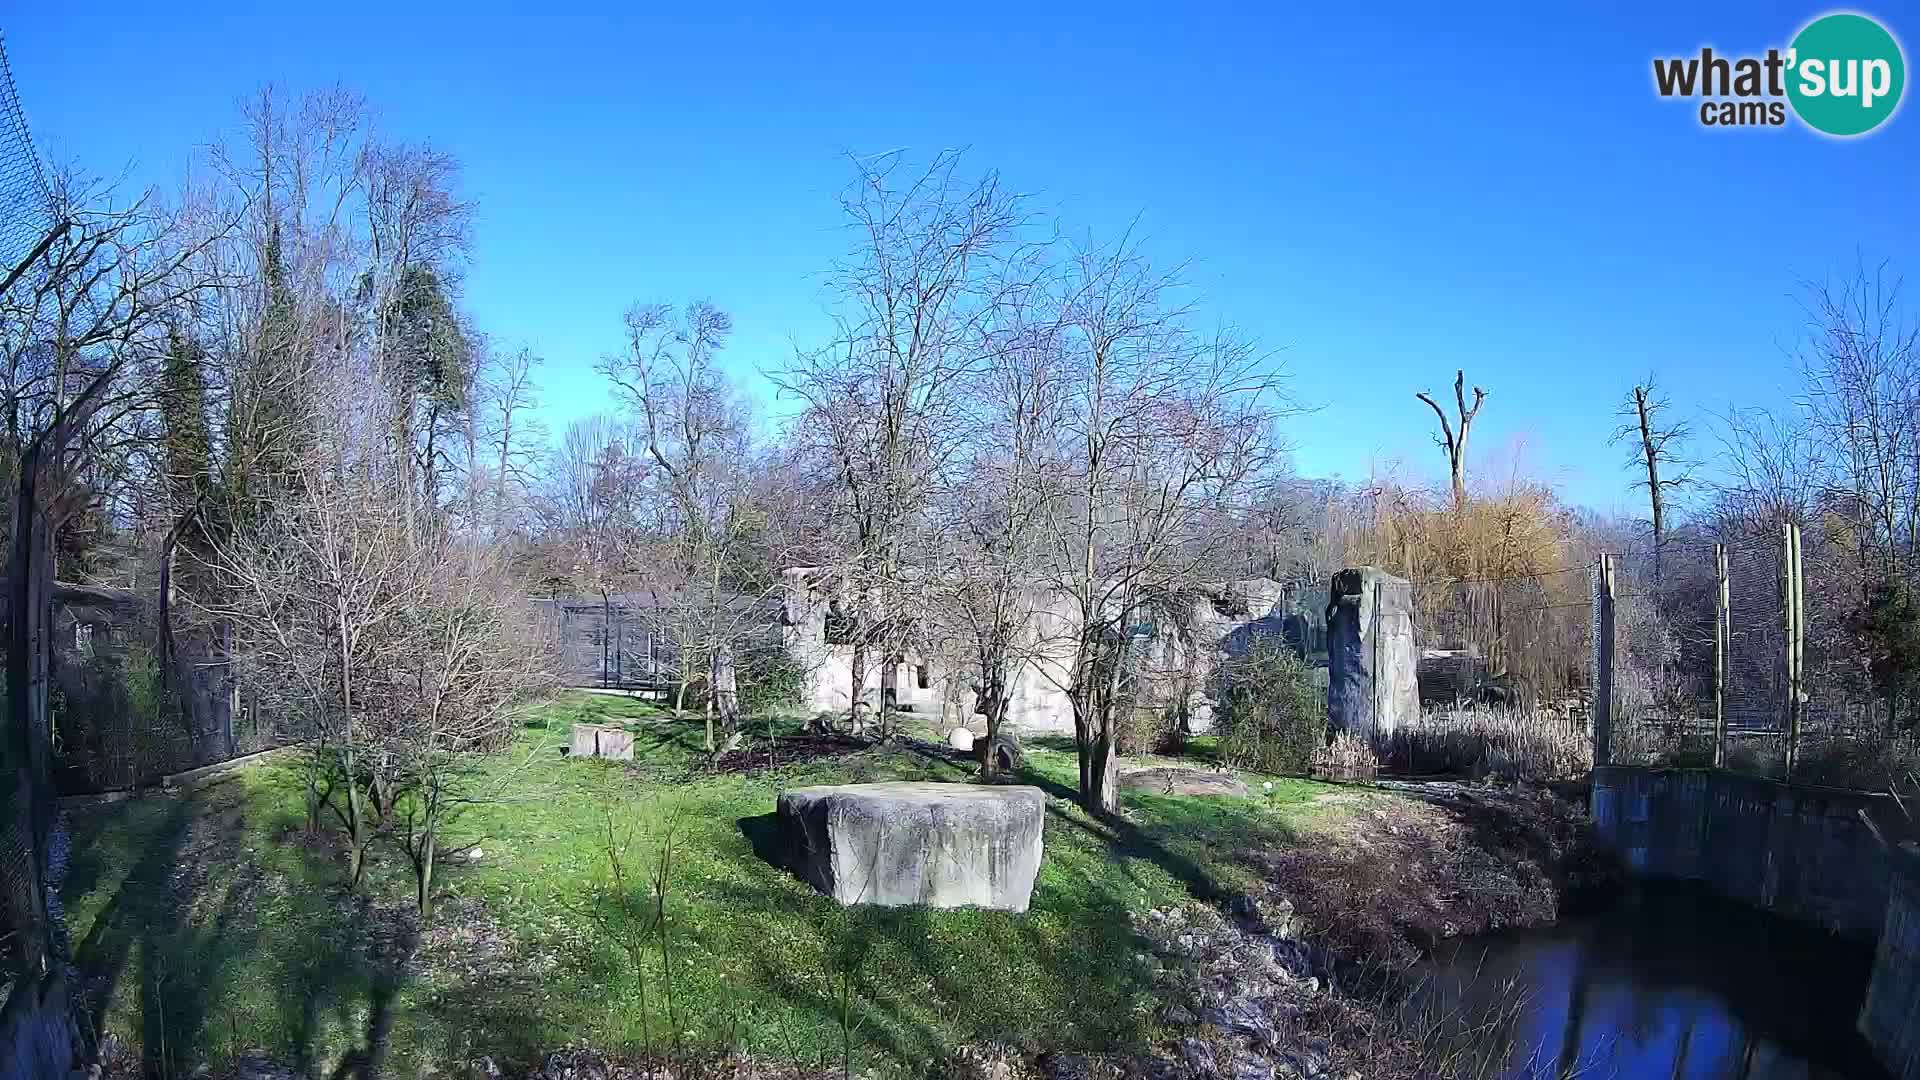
(1590, 765), (1917, 1077)
(1590, 765), (1897, 938)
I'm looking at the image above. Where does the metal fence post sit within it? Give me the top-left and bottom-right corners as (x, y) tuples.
(1784, 522), (1805, 778)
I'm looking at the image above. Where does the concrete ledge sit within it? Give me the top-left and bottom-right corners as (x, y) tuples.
(54, 745), (292, 809)
(1590, 765), (1902, 939)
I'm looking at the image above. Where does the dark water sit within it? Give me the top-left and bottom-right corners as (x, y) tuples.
(1413, 882), (1889, 1079)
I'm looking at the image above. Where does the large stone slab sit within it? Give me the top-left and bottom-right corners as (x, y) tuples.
(776, 782), (1045, 911)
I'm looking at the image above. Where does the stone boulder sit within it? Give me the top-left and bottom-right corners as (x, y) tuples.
(776, 782), (1045, 911)
(1119, 766), (1250, 798)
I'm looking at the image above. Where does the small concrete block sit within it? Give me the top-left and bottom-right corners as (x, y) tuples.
(594, 726), (635, 761)
(570, 722), (634, 761)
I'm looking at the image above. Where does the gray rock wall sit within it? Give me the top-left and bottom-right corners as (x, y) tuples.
(778, 569), (1308, 738)
(1325, 568), (1418, 741)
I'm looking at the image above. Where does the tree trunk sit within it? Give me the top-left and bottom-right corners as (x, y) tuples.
(4, 460), (55, 976)
(980, 659), (1007, 781)
(344, 747), (366, 889)
(338, 602), (367, 891)
(1634, 386), (1666, 587)
(849, 641), (868, 726)
(418, 816), (437, 917)
(713, 641), (740, 742)
(880, 654), (900, 738)
(1071, 685), (1093, 796)
(1086, 723), (1120, 817)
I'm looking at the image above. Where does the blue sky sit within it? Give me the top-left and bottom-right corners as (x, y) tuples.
(8, 3), (1918, 514)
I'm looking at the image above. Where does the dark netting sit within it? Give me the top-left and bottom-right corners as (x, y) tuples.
(0, 30), (57, 998)
(0, 31), (57, 281)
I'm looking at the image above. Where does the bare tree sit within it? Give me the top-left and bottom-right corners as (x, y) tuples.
(598, 300), (778, 747)
(384, 543), (552, 914)
(205, 458), (414, 887)
(205, 341), (548, 906)
(1611, 376), (1694, 584)
(0, 164), (230, 981)
(1041, 237), (1282, 815)
(1798, 266), (1920, 580)
(931, 273), (1066, 776)
(479, 344), (546, 537)
(776, 150), (1025, 732)
(1416, 370), (1487, 510)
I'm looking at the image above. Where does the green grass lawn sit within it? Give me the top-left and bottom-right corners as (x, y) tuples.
(60, 693), (1356, 1078)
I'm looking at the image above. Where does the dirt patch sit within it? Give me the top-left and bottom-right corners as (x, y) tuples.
(705, 734), (875, 774)
(1118, 767), (1250, 798)
(1257, 780), (1610, 973)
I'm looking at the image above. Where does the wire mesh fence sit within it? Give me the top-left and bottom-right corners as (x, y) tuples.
(1595, 520), (1919, 788)
(0, 31), (56, 278)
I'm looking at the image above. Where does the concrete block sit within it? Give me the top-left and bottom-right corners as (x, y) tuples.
(570, 722), (634, 761)
(777, 782), (1045, 911)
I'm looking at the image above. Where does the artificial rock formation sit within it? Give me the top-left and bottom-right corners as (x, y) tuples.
(778, 569), (1319, 740)
(1325, 567), (1418, 742)
(776, 782), (1045, 911)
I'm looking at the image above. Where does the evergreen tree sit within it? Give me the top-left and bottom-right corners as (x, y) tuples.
(381, 263), (471, 510)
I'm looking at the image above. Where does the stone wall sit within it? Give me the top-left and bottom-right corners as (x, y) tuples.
(1589, 765), (1900, 939)
(1862, 846), (1920, 1079)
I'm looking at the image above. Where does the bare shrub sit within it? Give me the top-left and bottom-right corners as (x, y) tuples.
(1310, 729), (1379, 781)
(1789, 732), (1920, 790)
(1376, 706), (1590, 781)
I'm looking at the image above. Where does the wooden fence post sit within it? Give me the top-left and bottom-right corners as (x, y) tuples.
(1784, 522), (1805, 778)
(1714, 542), (1728, 768)
(1594, 553), (1616, 768)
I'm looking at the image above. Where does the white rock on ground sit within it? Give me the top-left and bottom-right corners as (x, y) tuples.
(776, 782), (1045, 911)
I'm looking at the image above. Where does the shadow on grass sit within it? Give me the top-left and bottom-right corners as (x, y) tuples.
(737, 813), (785, 872)
(1012, 764), (1278, 905)
(68, 790), (265, 1075)
(706, 751), (1305, 1071)
(64, 785), (429, 1079)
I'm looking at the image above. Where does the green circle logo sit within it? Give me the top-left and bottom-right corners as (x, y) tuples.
(1787, 13), (1906, 136)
